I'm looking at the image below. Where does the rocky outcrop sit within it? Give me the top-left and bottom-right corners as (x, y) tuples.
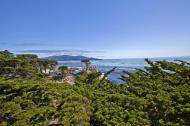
(63, 75), (76, 85)
(84, 65), (98, 74)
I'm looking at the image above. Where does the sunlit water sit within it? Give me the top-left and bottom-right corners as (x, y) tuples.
(58, 57), (190, 83)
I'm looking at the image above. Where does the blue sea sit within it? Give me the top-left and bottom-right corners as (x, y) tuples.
(58, 57), (190, 83)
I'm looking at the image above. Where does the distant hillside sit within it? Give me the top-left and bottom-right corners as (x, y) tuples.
(45, 55), (101, 61)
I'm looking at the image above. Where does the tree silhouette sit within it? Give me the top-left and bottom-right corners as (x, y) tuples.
(81, 59), (91, 71)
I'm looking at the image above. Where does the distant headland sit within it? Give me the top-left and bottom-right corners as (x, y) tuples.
(45, 55), (101, 61)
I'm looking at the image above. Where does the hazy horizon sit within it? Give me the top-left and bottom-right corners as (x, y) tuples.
(0, 0), (190, 58)
(14, 49), (190, 59)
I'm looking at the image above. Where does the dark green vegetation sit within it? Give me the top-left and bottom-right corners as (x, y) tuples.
(0, 50), (57, 79)
(0, 50), (190, 126)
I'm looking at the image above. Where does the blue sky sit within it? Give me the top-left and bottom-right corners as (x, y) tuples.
(0, 0), (190, 58)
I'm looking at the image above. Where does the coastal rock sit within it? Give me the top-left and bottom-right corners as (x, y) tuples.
(63, 75), (76, 85)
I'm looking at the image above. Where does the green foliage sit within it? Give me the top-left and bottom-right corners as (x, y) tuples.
(122, 59), (190, 126)
(58, 66), (68, 73)
(0, 51), (190, 126)
(0, 51), (58, 79)
(0, 50), (14, 60)
(81, 59), (91, 70)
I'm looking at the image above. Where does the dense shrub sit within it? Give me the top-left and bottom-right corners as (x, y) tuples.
(0, 50), (189, 126)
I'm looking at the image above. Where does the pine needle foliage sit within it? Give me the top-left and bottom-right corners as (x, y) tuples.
(0, 51), (189, 126)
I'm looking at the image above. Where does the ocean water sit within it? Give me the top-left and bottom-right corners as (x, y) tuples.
(58, 57), (190, 83)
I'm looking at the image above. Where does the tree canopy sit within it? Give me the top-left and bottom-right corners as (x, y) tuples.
(0, 51), (189, 126)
